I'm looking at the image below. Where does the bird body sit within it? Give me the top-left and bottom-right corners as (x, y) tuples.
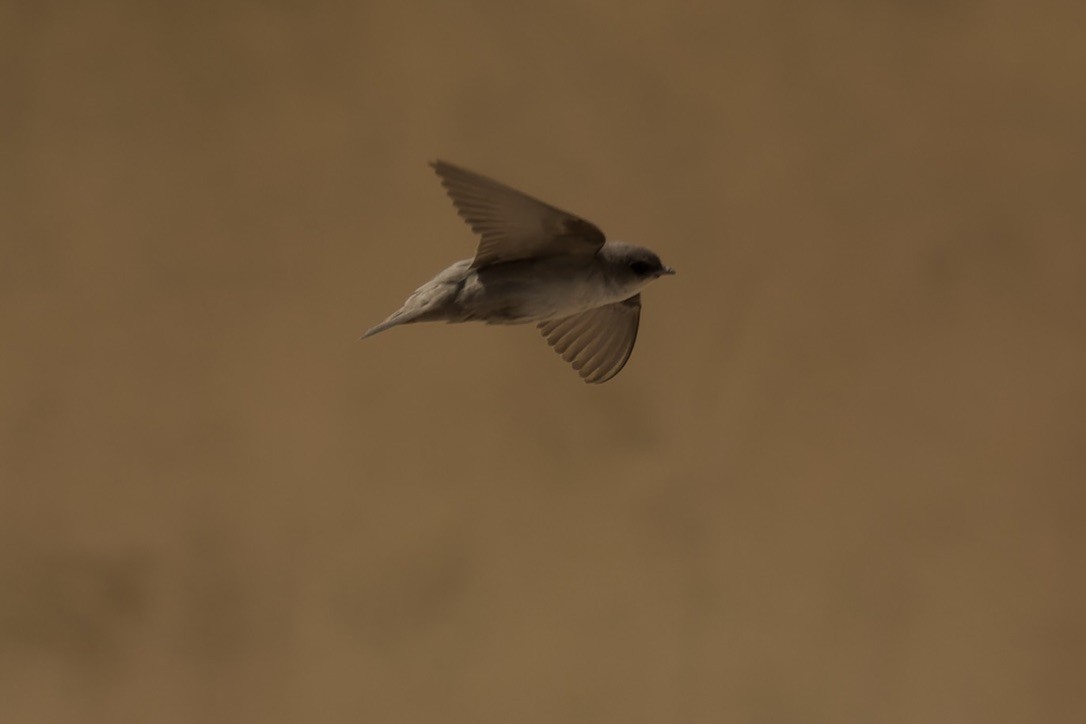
(363, 162), (674, 383)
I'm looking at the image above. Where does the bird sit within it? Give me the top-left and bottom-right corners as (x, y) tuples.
(362, 161), (675, 383)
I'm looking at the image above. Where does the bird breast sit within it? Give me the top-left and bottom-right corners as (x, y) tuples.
(460, 260), (629, 324)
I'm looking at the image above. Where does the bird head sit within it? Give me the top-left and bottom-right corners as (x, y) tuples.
(600, 243), (676, 292)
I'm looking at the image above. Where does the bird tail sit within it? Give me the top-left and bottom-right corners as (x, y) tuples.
(360, 309), (418, 339)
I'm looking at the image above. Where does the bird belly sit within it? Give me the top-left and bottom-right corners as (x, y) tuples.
(458, 263), (625, 324)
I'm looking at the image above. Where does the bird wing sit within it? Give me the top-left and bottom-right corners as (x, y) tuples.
(431, 161), (606, 269)
(537, 295), (641, 384)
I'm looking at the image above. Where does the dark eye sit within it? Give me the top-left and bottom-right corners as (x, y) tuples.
(630, 261), (656, 276)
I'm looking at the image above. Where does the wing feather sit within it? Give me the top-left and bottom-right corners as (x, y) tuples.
(537, 295), (641, 384)
(431, 161), (605, 269)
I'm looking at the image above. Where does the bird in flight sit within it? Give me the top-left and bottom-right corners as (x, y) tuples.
(362, 161), (675, 383)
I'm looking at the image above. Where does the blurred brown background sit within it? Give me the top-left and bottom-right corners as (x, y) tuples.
(2, 1), (1084, 722)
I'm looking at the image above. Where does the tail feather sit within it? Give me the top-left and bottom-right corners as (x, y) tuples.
(360, 318), (400, 339)
(360, 309), (417, 339)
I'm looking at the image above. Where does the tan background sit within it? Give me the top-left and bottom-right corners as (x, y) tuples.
(2, 1), (1084, 722)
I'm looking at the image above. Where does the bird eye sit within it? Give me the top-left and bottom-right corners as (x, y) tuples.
(630, 261), (656, 276)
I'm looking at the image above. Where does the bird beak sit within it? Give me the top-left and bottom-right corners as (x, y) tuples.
(660, 266), (676, 276)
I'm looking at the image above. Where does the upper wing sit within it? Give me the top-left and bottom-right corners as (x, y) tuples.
(431, 161), (606, 269)
(537, 295), (641, 384)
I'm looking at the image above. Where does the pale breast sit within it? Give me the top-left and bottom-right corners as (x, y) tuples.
(460, 260), (626, 324)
